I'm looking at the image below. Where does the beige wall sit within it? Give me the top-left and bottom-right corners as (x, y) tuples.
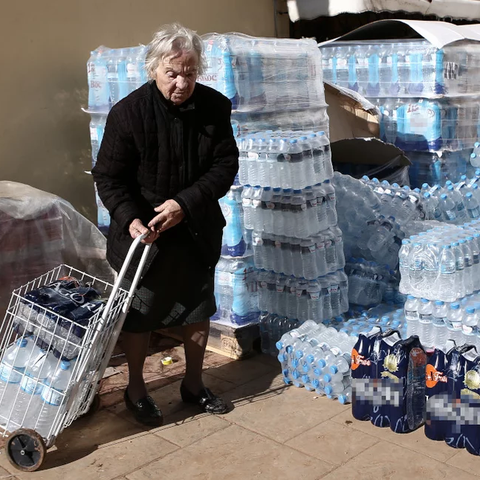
(0, 1), (287, 223)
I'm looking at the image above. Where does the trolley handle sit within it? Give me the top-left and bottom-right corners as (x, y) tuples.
(101, 233), (151, 320)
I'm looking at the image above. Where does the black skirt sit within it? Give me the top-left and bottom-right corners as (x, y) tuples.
(120, 224), (217, 333)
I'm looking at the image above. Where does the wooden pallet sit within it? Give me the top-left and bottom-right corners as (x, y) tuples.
(159, 321), (260, 361)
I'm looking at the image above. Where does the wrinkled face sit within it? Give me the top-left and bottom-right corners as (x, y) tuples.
(155, 50), (198, 105)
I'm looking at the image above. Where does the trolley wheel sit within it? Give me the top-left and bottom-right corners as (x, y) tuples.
(5, 429), (47, 472)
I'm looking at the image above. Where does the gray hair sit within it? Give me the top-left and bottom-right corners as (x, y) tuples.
(145, 23), (206, 80)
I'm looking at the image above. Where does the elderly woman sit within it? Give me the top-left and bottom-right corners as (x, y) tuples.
(92, 23), (238, 426)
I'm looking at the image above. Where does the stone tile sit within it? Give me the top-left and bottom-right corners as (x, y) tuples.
(202, 372), (237, 394)
(447, 448), (480, 477)
(330, 409), (458, 462)
(153, 408), (230, 447)
(255, 352), (283, 370)
(321, 441), (478, 480)
(286, 419), (380, 466)
(204, 356), (277, 387)
(126, 425), (333, 480)
(11, 434), (177, 480)
(55, 409), (146, 452)
(0, 464), (15, 478)
(224, 382), (349, 443)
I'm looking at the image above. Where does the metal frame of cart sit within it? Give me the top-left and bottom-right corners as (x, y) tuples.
(0, 235), (150, 472)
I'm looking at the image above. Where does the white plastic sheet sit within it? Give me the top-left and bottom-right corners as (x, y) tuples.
(0, 181), (114, 315)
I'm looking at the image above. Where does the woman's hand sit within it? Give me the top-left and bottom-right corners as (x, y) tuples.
(148, 199), (185, 234)
(129, 218), (160, 244)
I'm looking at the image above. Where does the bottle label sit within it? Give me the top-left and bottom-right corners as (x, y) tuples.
(0, 363), (23, 384)
(419, 313), (432, 323)
(41, 385), (64, 407)
(20, 374), (44, 396)
(432, 317), (445, 327)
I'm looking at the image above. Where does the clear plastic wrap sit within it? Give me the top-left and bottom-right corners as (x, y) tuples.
(199, 34), (325, 114)
(0, 182), (114, 318)
(320, 39), (480, 98)
(375, 96), (480, 153)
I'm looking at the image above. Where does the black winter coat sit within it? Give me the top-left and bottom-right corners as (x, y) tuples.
(92, 82), (239, 280)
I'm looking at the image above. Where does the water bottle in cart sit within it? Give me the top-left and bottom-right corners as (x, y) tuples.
(36, 360), (72, 438)
(10, 349), (56, 429)
(0, 338), (39, 425)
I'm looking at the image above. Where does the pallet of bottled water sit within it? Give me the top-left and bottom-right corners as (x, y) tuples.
(399, 221), (480, 303)
(212, 256), (259, 326)
(87, 45), (148, 113)
(200, 34), (325, 113)
(377, 96), (480, 152)
(257, 270), (349, 323)
(238, 132), (333, 189)
(320, 39), (480, 98)
(276, 320), (355, 403)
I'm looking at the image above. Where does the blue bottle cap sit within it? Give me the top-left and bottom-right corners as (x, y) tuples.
(324, 374), (332, 383)
(329, 365), (339, 374)
(317, 359), (327, 368)
(338, 394), (348, 405)
(466, 306), (475, 314)
(60, 361), (71, 370)
(451, 303), (460, 310)
(324, 385), (333, 395)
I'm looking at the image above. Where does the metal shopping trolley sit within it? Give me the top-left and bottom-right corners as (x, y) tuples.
(0, 235), (150, 472)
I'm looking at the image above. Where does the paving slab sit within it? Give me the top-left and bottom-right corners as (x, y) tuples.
(224, 381), (349, 443)
(330, 408), (459, 462)
(321, 441), (478, 480)
(126, 424), (333, 480)
(285, 419), (380, 466)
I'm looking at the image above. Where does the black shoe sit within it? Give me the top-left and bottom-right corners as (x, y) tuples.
(180, 383), (229, 414)
(124, 389), (164, 427)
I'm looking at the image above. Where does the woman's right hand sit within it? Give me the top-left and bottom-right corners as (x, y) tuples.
(129, 218), (160, 244)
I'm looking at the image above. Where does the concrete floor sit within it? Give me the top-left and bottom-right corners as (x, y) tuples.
(0, 341), (479, 479)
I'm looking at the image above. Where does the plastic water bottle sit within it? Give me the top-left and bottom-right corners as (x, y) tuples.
(447, 303), (465, 346)
(125, 48), (141, 95)
(266, 138), (280, 188)
(323, 180), (337, 227)
(418, 298), (435, 348)
(36, 360), (72, 438)
(291, 190), (308, 238)
(439, 194), (458, 222)
(437, 244), (457, 302)
(465, 192), (480, 219)
(87, 50), (110, 111)
(221, 190), (246, 256)
(405, 295), (419, 337)
(299, 136), (315, 184)
(432, 300), (448, 350)
(289, 139), (305, 190)
(398, 239), (411, 293)
(0, 338), (39, 425)
(11, 350), (56, 428)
